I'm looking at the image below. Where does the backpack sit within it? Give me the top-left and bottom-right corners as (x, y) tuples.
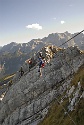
(41, 62), (45, 68)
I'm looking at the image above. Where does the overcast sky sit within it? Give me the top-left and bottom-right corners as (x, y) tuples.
(0, 0), (84, 46)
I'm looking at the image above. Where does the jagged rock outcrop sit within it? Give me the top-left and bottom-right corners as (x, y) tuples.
(0, 46), (84, 125)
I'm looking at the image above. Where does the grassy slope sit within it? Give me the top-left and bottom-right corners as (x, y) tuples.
(38, 65), (84, 125)
(0, 74), (15, 87)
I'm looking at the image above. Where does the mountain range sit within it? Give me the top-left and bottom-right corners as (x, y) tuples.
(0, 31), (84, 78)
(0, 31), (84, 53)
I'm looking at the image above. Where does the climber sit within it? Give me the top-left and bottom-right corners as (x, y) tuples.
(8, 80), (13, 87)
(38, 52), (45, 77)
(28, 58), (32, 69)
(19, 66), (24, 77)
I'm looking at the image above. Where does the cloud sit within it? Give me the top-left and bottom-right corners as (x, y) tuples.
(61, 21), (65, 24)
(26, 23), (42, 30)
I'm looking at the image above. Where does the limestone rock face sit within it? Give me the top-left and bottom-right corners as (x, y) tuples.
(0, 46), (84, 125)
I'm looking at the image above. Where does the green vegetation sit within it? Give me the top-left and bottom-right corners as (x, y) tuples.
(38, 99), (84, 125)
(0, 74), (14, 86)
(38, 99), (71, 125)
(0, 73), (14, 81)
(71, 64), (84, 88)
(38, 65), (84, 125)
(4, 74), (15, 80)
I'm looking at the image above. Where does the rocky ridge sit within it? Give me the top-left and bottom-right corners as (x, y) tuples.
(0, 46), (84, 125)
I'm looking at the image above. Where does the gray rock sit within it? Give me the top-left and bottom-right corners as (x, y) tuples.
(0, 46), (84, 125)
